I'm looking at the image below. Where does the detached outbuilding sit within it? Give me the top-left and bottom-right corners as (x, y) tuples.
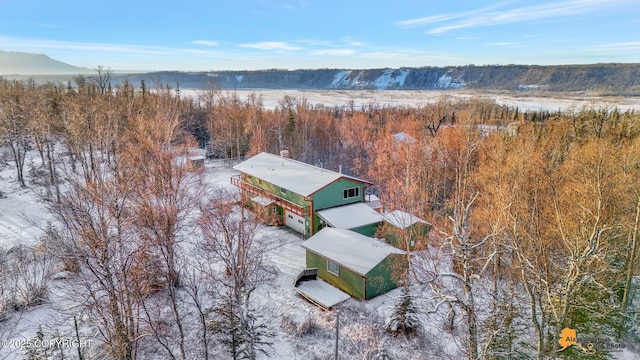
(301, 228), (407, 300)
(381, 210), (431, 250)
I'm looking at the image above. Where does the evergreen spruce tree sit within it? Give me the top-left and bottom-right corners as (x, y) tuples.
(23, 326), (48, 360)
(386, 286), (422, 337)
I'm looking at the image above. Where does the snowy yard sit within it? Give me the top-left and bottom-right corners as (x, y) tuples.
(1, 154), (638, 359)
(0, 156), (424, 360)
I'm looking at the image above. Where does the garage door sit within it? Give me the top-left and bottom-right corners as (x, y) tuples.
(285, 210), (306, 235)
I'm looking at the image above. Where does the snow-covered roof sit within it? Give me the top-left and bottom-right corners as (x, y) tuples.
(301, 228), (405, 276)
(364, 194), (382, 210)
(392, 132), (416, 143)
(251, 195), (274, 207)
(295, 279), (351, 309)
(383, 210), (429, 229)
(233, 152), (372, 197)
(316, 203), (383, 229)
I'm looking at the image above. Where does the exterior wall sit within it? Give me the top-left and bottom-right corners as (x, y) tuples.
(364, 254), (407, 299)
(382, 222), (431, 251)
(349, 223), (381, 237)
(306, 250), (365, 300)
(248, 202), (281, 226)
(312, 178), (366, 211)
(241, 173), (309, 207)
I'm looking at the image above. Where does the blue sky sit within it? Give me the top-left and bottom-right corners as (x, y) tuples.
(1, 0), (639, 71)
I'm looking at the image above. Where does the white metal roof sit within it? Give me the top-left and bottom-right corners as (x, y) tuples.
(301, 228), (405, 276)
(233, 152), (371, 197)
(316, 203), (383, 230)
(383, 210), (429, 229)
(295, 279), (351, 309)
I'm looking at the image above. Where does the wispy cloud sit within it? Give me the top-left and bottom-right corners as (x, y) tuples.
(192, 40), (219, 47)
(311, 49), (356, 56)
(486, 42), (519, 46)
(297, 39), (333, 46)
(398, 0), (637, 35)
(0, 36), (173, 55)
(592, 41), (640, 52)
(341, 36), (364, 47)
(237, 41), (301, 51)
(396, 1), (510, 27)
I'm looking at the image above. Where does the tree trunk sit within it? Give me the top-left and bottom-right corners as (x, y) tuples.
(623, 196), (640, 309)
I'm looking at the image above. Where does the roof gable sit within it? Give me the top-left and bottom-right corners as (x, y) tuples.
(234, 152), (371, 197)
(383, 210), (429, 229)
(301, 228), (404, 275)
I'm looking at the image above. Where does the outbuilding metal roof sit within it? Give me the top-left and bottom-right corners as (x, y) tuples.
(301, 228), (405, 276)
(383, 210), (429, 229)
(316, 203), (383, 230)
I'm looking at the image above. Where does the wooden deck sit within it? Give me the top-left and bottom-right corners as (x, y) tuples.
(294, 268), (350, 310)
(231, 175), (309, 217)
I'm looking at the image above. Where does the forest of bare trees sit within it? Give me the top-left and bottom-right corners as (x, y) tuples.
(0, 75), (639, 359)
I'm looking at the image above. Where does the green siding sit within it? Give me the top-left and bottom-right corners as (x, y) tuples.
(241, 174), (309, 207)
(306, 250), (365, 300)
(312, 178), (366, 211)
(349, 223), (381, 237)
(365, 254), (407, 299)
(383, 222), (431, 251)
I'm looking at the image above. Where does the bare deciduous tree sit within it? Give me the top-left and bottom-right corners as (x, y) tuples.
(198, 188), (275, 359)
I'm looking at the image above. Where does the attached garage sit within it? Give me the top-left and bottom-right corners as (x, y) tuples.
(285, 210), (307, 235)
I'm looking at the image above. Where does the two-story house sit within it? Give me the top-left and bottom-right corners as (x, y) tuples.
(231, 152), (375, 236)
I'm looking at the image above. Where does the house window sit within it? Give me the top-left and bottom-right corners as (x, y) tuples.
(343, 187), (360, 199)
(327, 259), (340, 276)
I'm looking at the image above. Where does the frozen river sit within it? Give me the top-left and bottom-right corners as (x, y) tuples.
(181, 89), (640, 112)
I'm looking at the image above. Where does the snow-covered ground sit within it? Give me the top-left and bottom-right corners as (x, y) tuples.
(181, 89), (640, 113)
(0, 156), (420, 359)
(1, 154), (639, 359)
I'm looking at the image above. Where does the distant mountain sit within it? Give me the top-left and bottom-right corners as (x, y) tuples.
(112, 64), (640, 94)
(0, 50), (92, 75)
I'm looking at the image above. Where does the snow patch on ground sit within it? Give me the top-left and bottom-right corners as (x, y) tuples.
(180, 89), (640, 113)
(0, 166), (51, 248)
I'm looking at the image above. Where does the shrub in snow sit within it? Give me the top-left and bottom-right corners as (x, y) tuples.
(0, 248), (15, 321)
(9, 245), (55, 309)
(386, 286), (422, 337)
(280, 314), (318, 338)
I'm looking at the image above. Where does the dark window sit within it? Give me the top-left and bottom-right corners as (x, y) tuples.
(327, 260), (339, 276)
(343, 187), (360, 199)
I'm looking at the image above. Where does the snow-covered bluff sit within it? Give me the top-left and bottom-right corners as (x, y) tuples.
(103, 63), (640, 93)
